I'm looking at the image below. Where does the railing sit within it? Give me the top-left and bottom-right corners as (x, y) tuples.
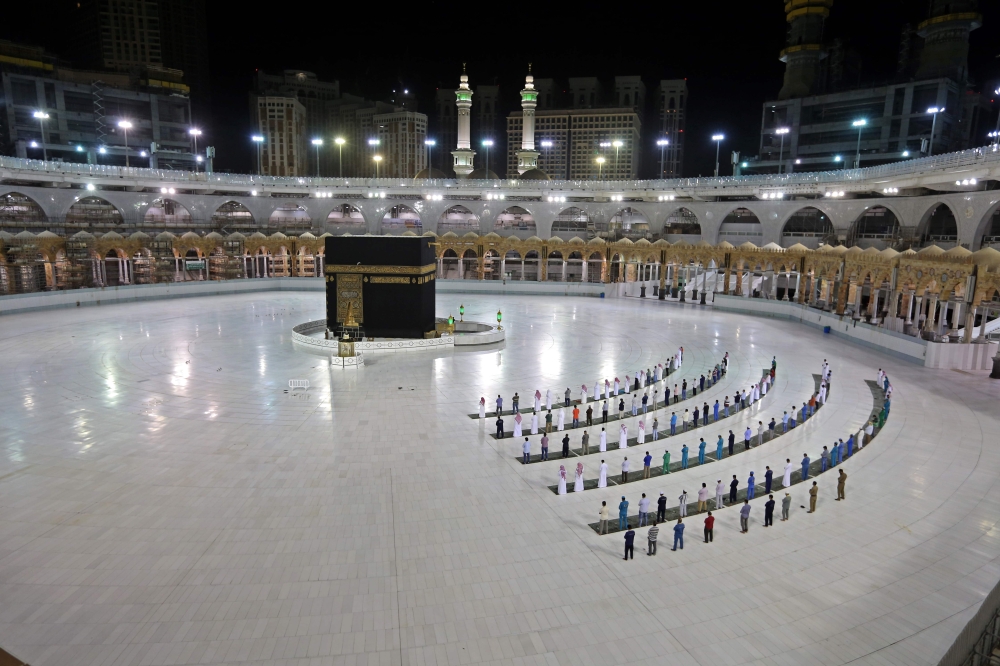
(938, 578), (1000, 666)
(2, 143), (998, 192)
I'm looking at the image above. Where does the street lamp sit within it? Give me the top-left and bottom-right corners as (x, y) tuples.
(459, 304), (465, 322)
(993, 88), (1000, 147)
(251, 135), (264, 175)
(540, 139), (552, 171)
(373, 154), (382, 179)
(424, 138), (436, 177)
(596, 156), (606, 180)
(189, 128), (202, 172)
(656, 139), (669, 178)
(612, 140), (623, 177)
(335, 137), (345, 177)
(926, 107), (944, 156)
(481, 139), (494, 178)
(496, 309), (502, 329)
(834, 155), (843, 169)
(311, 138), (323, 177)
(851, 119), (867, 168)
(712, 134), (724, 177)
(774, 127), (789, 174)
(117, 120), (133, 167)
(32, 111), (49, 161)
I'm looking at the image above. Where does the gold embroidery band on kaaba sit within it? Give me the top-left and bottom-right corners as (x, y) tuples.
(325, 263), (436, 275)
(368, 275), (436, 284)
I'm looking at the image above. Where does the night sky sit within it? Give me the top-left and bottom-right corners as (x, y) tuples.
(4, 0), (1000, 176)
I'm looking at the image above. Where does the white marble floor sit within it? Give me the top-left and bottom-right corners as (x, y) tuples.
(0, 292), (998, 666)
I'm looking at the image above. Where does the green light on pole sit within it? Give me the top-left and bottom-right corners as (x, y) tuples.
(459, 304), (465, 321)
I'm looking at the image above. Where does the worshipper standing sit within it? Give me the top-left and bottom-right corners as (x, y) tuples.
(657, 493), (667, 522)
(643, 451), (652, 479)
(724, 396), (730, 417)
(783, 458), (793, 487)
(513, 413), (523, 438)
(637, 419), (646, 445)
(681, 444), (690, 469)
(557, 408), (565, 432)
(782, 411), (789, 432)
(846, 433), (854, 458)
(652, 417), (659, 441)
(531, 411), (539, 435)
(647, 522), (659, 556)
(801, 453), (810, 480)
(496, 395), (503, 416)
(581, 431), (590, 455)
(670, 412), (678, 436)
(682, 380), (688, 401)
(572, 406), (580, 428)
(764, 466), (773, 494)
(715, 480), (725, 509)
(768, 417), (776, 440)
(821, 446), (829, 472)
(540, 434), (549, 461)
(683, 408), (690, 431)
(618, 496), (629, 529)
(587, 405), (594, 427)
(678, 490), (688, 517)
(513, 393), (520, 413)
(598, 460), (608, 488)
(638, 493), (650, 526)
(764, 494), (775, 527)
(808, 481), (819, 513)
(574, 463), (585, 492)
(642, 392), (648, 414)
(602, 401), (609, 424)
(564, 387), (571, 407)
(619, 424), (628, 450)
(714, 400), (720, 421)
(729, 475), (739, 503)
(604, 379), (610, 400)
(744, 426), (752, 450)
(704, 512), (715, 542)
(757, 421), (764, 447)
(631, 394), (638, 416)
(697, 483), (709, 512)
(781, 492), (792, 521)
(698, 438), (707, 465)
(580, 385), (588, 406)
(623, 526), (635, 560)
(496, 416), (504, 438)
(747, 471), (756, 500)
(739, 500), (751, 533)
(838, 438), (846, 464)
(479, 397), (486, 419)
(557, 466), (567, 495)
(703, 402), (710, 426)
(545, 389), (552, 410)
(672, 518), (685, 551)
(837, 469), (847, 500)
(561, 433), (570, 458)
(621, 458), (630, 484)
(594, 382), (601, 402)
(728, 430), (735, 456)
(545, 410), (553, 434)
(599, 501), (609, 534)
(864, 419), (874, 445)
(693, 406), (700, 428)
(614, 377), (620, 395)
(618, 398), (625, 421)
(534, 390), (542, 412)
(599, 428), (607, 452)
(522, 438), (531, 464)
(662, 450), (671, 474)
(716, 435), (724, 461)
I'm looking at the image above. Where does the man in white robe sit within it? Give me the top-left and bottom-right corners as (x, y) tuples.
(558, 466), (567, 495)
(599, 428), (607, 452)
(637, 418), (645, 444)
(545, 389), (552, 410)
(598, 460), (608, 488)
(581, 385), (588, 405)
(594, 382), (600, 402)
(619, 424), (628, 449)
(531, 412), (539, 435)
(678, 490), (688, 517)
(513, 413), (523, 437)
(574, 463), (585, 492)
(614, 378), (620, 395)
(534, 390), (542, 412)
(715, 480), (725, 509)
(557, 408), (565, 431)
(479, 397), (486, 418)
(782, 459), (793, 487)
(604, 380), (610, 400)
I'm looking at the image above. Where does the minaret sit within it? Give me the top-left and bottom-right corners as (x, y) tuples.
(777, 0), (832, 100)
(516, 65), (540, 175)
(915, 0), (981, 82)
(451, 65), (475, 178)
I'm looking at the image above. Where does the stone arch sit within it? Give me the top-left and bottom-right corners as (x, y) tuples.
(663, 207), (701, 238)
(211, 201), (255, 232)
(494, 206), (535, 233)
(325, 203), (367, 234)
(144, 198), (192, 228)
(552, 207), (590, 234)
(587, 251), (605, 282)
(719, 207), (763, 241)
(916, 202), (959, 247)
(848, 205), (900, 249)
(65, 196), (125, 232)
(0, 192), (48, 231)
(781, 207), (834, 248)
(381, 203), (422, 234)
(269, 203), (312, 229)
(438, 205), (480, 232)
(608, 207), (650, 239)
(976, 204), (1000, 250)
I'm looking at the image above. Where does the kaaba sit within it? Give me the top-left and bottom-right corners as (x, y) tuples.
(324, 236), (436, 339)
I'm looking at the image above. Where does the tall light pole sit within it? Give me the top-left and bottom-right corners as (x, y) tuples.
(481, 139), (493, 178)
(311, 138), (323, 177)
(189, 128), (202, 172)
(118, 120), (133, 167)
(712, 134), (724, 177)
(540, 139), (552, 173)
(335, 137), (345, 177)
(596, 156), (605, 180)
(927, 107), (944, 156)
(774, 127), (789, 174)
(32, 111), (49, 161)
(424, 138), (436, 177)
(612, 140), (623, 177)
(373, 154), (382, 179)
(851, 119), (867, 168)
(656, 139), (669, 178)
(993, 88), (1000, 146)
(252, 135), (264, 175)
(834, 155), (843, 169)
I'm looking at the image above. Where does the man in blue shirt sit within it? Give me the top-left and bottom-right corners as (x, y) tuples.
(618, 496), (629, 530)
(714, 400), (720, 421)
(747, 471), (756, 499)
(801, 454), (811, 480)
(671, 518), (685, 551)
(643, 451), (653, 479)
(716, 435), (724, 461)
(764, 466), (773, 493)
(782, 411), (789, 432)
(681, 444), (690, 469)
(698, 438), (707, 465)
(670, 412), (677, 436)
(846, 434), (854, 458)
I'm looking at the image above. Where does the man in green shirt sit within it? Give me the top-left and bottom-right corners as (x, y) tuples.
(662, 450), (671, 474)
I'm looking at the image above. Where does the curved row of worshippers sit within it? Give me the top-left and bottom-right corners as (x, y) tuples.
(589, 373), (892, 535)
(550, 369), (825, 493)
(523, 366), (779, 464)
(482, 350), (758, 441)
(474, 346), (692, 419)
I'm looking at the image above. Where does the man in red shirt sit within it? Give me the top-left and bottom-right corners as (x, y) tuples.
(704, 511), (715, 543)
(572, 406), (580, 428)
